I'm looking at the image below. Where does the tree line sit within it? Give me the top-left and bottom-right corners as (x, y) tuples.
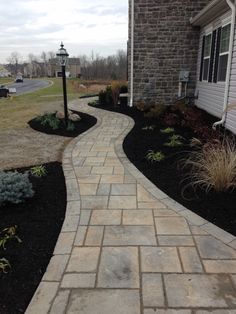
(5, 49), (127, 80)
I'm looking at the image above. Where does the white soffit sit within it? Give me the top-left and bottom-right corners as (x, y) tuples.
(190, 0), (229, 26)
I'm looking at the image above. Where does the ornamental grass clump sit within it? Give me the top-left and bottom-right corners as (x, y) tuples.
(182, 138), (236, 194)
(0, 171), (34, 205)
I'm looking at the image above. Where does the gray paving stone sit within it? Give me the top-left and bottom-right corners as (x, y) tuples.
(43, 255), (69, 282)
(111, 183), (136, 195)
(61, 273), (96, 288)
(90, 209), (122, 225)
(108, 195), (137, 209)
(190, 225), (208, 235)
(74, 226), (87, 246)
(79, 210), (91, 225)
(142, 274), (165, 307)
(77, 175), (100, 184)
(79, 183), (98, 195)
(97, 247), (139, 288)
(195, 236), (236, 259)
(123, 210), (153, 225)
(67, 289), (140, 314)
(97, 183), (111, 195)
(104, 226), (156, 245)
(155, 217), (191, 235)
(74, 166), (92, 176)
(203, 260), (236, 273)
(91, 166), (113, 174)
(81, 196), (109, 209)
(154, 209), (179, 216)
(25, 282), (59, 314)
(66, 247), (100, 272)
(196, 310), (236, 314)
(61, 215), (80, 232)
(66, 179), (80, 201)
(53, 232), (75, 255)
(141, 247), (182, 273)
(50, 290), (70, 314)
(144, 310), (191, 314)
(180, 209), (207, 226)
(201, 222), (235, 244)
(66, 201), (80, 216)
(158, 235), (194, 246)
(179, 247), (203, 273)
(164, 274), (236, 307)
(85, 226), (104, 246)
(100, 174), (124, 183)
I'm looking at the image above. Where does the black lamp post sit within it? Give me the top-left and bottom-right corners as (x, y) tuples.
(56, 42), (69, 127)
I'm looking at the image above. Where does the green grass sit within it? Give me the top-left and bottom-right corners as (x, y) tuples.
(0, 78), (80, 130)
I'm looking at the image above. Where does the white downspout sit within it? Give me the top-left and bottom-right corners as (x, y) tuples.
(129, 0), (134, 107)
(213, 0), (236, 129)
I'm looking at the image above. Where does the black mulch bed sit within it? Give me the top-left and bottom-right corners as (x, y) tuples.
(90, 103), (236, 236)
(28, 110), (97, 137)
(0, 162), (66, 314)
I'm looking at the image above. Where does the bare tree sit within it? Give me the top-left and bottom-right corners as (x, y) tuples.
(7, 52), (22, 75)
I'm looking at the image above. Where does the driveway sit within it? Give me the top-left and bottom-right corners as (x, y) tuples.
(9, 78), (51, 95)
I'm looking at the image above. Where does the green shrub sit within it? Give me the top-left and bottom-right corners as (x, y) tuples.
(0, 258), (11, 273)
(36, 113), (60, 130)
(30, 165), (47, 178)
(160, 127), (175, 134)
(0, 171), (34, 205)
(0, 226), (22, 250)
(164, 134), (184, 147)
(98, 86), (113, 106)
(67, 121), (75, 132)
(146, 150), (165, 162)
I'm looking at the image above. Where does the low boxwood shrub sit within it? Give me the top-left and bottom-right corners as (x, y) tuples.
(0, 171), (34, 205)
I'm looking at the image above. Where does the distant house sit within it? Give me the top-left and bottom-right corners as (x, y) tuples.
(48, 58), (81, 78)
(128, 0), (236, 133)
(0, 66), (11, 77)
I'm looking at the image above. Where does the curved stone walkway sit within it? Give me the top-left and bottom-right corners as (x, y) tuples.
(26, 100), (236, 314)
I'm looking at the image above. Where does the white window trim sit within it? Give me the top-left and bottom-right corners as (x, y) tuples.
(217, 22), (231, 82)
(202, 32), (212, 82)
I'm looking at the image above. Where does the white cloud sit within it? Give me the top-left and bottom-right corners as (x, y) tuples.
(0, 0), (128, 63)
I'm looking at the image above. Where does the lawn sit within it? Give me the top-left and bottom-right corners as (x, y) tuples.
(0, 78), (80, 130)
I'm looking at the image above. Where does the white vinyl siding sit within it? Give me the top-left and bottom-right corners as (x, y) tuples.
(225, 23), (236, 134)
(195, 10), (236, 134)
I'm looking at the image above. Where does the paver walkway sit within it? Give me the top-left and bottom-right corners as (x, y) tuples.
(26, 100), (236, 314)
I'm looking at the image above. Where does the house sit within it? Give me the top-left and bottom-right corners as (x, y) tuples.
(0, 66), (11, 77)
(48, 58), (81, 78)
(128, 0), (236, 133)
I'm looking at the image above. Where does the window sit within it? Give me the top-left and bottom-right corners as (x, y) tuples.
(218, 23), (231, 81)
(202, 33), (212, 81)
(199, 22), (231, 83)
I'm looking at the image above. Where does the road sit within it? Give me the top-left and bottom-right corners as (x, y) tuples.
(9, 79), (51, 95)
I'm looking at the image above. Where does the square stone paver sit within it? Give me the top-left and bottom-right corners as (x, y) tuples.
(195, 236), (236, 259)
(111, 184), (136, 195)
(155, 217), (191, 235)
(90, 210), (122, 225)
(97, 184), (111, 195)
(141, 247), (182, 273)
(66, 247), (100, 272)
(142, 274), (165, 307)
(104, 226), (156, 245)
(158, 235), (194, 246)
(123, 210), (153, 225)
(91, 166), (113, 174)
(97, 247), (139, 288)
(164, 274), (236, 307)
(50, 290), (70, 314)
(203, 260), (236, 273)
(67, 289), (140, 314)
(100, 175), (124, 184)
(108, 196), (137, 209)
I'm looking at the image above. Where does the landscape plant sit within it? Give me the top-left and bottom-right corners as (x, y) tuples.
(146, 150), (165, 162)
(35, 113), (60, 130)
(0, 171), (34, 205)
(0, 258), (11, 273)
(182, 138), (236, 194)
(164, 134), (184, 147)
(160, 127), (175, 134)
(30, 165), (47, 178)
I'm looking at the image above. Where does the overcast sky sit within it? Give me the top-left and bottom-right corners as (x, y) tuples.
(0, 0), (128, 63)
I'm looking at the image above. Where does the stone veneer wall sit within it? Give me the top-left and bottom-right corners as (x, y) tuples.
(128, 0), (211, 106)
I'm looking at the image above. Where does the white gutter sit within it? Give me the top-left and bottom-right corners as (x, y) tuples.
(129, 0), (134, 107)
(213, 0), (236, 129)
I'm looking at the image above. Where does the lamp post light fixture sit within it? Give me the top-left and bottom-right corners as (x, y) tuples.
(56, 42), (69, 127)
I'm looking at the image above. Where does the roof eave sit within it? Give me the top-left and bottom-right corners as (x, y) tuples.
(190, 0), (228, 26)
